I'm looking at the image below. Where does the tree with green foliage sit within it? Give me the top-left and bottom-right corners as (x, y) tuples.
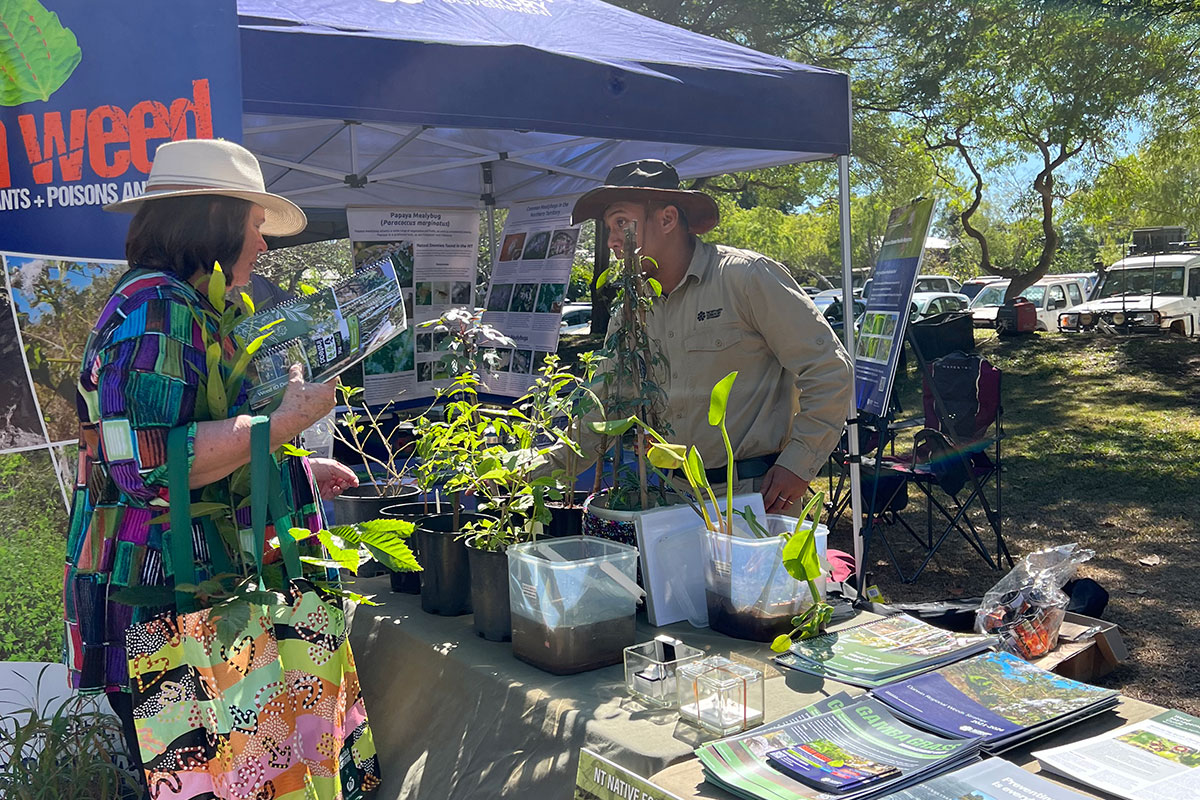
(866, 0), (1200, 299)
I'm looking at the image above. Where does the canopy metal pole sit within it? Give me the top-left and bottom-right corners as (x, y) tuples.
(482, 162), (499, 281)
(836, 154), (864, 587)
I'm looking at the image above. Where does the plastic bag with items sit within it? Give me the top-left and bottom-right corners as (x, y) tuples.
(975, 543), (1094, 659)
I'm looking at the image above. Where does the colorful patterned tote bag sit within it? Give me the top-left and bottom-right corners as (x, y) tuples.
(125, 417), (380, 799)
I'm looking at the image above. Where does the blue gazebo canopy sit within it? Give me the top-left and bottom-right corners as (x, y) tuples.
(236, 0), (851, 212)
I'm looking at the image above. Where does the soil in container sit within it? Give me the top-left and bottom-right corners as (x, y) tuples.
(705, 589), (794, 642)
(511, 613), (635, 675)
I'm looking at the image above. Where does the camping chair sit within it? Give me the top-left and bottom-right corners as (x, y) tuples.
(864, 351), (1012, 583)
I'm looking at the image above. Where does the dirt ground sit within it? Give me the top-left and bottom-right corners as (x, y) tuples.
(831, 332), (1200, 714)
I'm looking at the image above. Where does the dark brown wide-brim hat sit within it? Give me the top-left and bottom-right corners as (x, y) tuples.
(572, 159), (719, 235)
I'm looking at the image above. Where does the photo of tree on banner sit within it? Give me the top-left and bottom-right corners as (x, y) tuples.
(4, 255), (127, 444)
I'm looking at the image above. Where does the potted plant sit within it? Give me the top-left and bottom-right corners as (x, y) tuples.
(583, 222), (677, 545)
(605, 370), (829, 642)
(411, 309), (513, 618)
(329, 383), (420, 523)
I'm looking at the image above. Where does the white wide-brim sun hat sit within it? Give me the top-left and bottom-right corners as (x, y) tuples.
(104, 138), (307, 237)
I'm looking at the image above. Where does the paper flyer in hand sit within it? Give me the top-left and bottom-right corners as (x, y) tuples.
(237, 255), (407, 409)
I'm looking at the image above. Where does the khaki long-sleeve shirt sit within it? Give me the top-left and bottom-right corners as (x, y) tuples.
(573, 239), (853, 483)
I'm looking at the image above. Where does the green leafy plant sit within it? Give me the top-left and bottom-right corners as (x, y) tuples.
(770, 491), (835, 653)
(0, 666), (139, 798)
(333, 383), (415, 495)
(0, 0), (82, 106)
(591, 370), (741, 533)
(591, 222), (671, 512)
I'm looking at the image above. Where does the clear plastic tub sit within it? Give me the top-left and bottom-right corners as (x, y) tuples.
(704, 519), (828, 642)
(507, 536), (640, 674)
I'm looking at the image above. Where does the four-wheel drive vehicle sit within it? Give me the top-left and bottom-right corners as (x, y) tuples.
(968, 277), (1086, 331)
(1059, 252), (1200, 336)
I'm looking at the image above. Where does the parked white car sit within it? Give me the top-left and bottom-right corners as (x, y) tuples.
(910, 291), (970, 321)
(914, 274), (963, 295)
(968, 277), (1087, 331)
(1059, 252), (1200, 336)
(559, 303), (592, 335)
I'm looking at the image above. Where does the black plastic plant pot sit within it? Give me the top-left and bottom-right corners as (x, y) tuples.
(379, 501), (443, 595)
(546, 491), (589, 538)
(331, 483), (420, 525)
(466, 540), (512, 642)
(415, 512), (494, 616)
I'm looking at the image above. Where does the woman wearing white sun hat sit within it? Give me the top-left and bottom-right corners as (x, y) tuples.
(64, 139), (368, 792)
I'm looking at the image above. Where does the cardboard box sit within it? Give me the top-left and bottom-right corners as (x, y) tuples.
(1034, 612), (1127, 683)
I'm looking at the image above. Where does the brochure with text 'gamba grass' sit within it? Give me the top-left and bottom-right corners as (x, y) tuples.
(1035, 708), (1200, 799)
(698, 696), (981, 800)
(872, 651), (1119, 753)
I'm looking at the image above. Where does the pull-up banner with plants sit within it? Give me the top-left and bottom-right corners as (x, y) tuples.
(482, 196), (582, 397)
(854, 197), (936, 417)
(0, 0), (243, 260)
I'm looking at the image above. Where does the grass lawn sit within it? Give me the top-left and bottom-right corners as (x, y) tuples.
(854, 331), (1200, 713)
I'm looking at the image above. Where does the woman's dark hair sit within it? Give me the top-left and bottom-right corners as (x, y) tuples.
(125, 195), (251, 279)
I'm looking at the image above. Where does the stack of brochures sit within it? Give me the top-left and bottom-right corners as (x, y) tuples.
(1035, 708), (1200, 799)
(697, 694), (983, 800)
(873, 650), (1119, 753)
(878, 758), (1091, 799)
(773, 615), (996, 689)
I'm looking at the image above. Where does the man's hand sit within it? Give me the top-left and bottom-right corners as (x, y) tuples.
(309, 457), (359, 499)
(761, 464), (810, 514)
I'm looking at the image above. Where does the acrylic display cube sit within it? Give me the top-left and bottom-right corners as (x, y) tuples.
(677, 655), (765, 736)
(623, 636), (705, 709)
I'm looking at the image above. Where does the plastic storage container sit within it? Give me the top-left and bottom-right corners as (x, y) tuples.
(623, 635), (704, 709)
(677, 655), (764, 735)
(508, 536), (640, 675)
(704, 518), (828, 641)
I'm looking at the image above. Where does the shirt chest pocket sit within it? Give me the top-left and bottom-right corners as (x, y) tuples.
(684, 325), (746, 352)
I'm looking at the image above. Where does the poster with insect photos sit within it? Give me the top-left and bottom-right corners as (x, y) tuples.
(347, 207), (481, 406)
(483, 196), (581, 397)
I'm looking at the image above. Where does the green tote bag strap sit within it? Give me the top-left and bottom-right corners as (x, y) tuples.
(247, 415), (305, 582)
(166, 425), (198, 614)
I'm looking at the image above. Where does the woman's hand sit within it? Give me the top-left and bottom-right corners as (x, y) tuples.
(309, 458), (359, 499)
(272, 364), (337, 445)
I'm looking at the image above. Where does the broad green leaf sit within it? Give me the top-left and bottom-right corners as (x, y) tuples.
(647, 277), (663, 296)
(0, 0), (81, 106)
(207, 262), (227, 312)
(588, 417), (636, 437)
(239, 590), (288, 607)
(781, 525), (822, 583)
(596, 268), (611, 290)
(301, 556), (356, 573)
(362, 535), (421, 573)
(646, 442), (686, 470)
(770, 634), (793, 653)
(708, 371), (738, 427)
(318, 530), (363, 572)
(205, 342), (227, 419)
(212, 601), (253, 645)
(356, 518), (416, 538)
(683, 446), (708, 490)
(280, 443), (313, 458)
(239, 292), (256, 315)
(298, 283), (318, 296)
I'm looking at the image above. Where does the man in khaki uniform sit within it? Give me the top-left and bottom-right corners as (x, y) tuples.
(571, 160), (853, 513)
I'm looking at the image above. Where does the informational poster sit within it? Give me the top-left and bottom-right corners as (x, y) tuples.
(347, 207), (480, 405)
(482, 197), (581, 397)
(854, 198), (936, 418)
(0, 0), (243, 261)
